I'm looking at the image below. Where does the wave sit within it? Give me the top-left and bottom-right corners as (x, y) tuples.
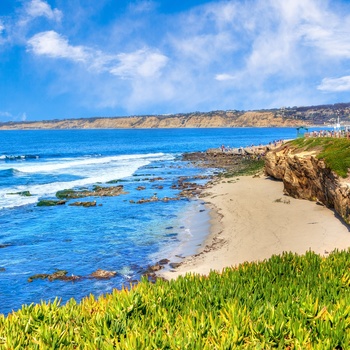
(0, 152), (173, 209)
(0, 154), (39, 161)
(0, 168), (22, 178)
(9, 153), (167, 174)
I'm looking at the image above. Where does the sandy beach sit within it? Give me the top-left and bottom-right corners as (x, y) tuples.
(160, 175), (350, 279)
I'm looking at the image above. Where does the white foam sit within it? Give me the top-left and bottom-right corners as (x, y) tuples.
(1, 153), (167, 174)
(0, 153), (174, 209)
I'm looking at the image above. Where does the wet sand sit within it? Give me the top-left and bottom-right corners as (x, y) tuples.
(159, 175), (350, 279)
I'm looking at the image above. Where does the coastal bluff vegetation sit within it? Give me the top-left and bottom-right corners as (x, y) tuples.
(1, 102), (350, 129)
(1, 138), (350, 347)
(266, 137), (350, 225)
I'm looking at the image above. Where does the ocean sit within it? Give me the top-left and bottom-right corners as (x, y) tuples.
(0, 127), (298, 314)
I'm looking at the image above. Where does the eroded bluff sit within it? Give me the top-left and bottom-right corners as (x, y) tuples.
(265, 144), (350, 224)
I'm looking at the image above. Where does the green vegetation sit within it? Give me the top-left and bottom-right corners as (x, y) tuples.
(37, 199), (66, 207)
(219, 159), (265, 178)
(290, 137), (350, 178)
(2, 250), (350, 348)
(55, 189), (78, 199)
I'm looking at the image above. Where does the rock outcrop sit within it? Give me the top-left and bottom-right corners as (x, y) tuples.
(265, 143), (350, 224)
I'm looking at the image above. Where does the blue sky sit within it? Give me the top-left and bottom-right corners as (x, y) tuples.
(1, 0), (350, 121)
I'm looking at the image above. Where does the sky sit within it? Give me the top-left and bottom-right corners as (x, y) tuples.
(1, 0), (350, 122)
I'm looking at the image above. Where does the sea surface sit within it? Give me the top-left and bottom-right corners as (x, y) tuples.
(0, 127), (298, 314)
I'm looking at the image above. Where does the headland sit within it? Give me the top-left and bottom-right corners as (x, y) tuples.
(159, 137), (350, 279)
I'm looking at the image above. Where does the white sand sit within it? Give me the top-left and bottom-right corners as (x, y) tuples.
(159, 176), (350, 279)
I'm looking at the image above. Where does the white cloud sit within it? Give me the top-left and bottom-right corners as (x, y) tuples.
(25, 0), (62, 22)
(0, 112), (27, 122)
(0, 112), (12, 118)
(215, 73), (236, 81)
(109, 49), (168, 78)
(27, 31), (168, 79)
(27, 31), (88, 62)
(318, 76), (350, 92)
(13, 0), (350, 117)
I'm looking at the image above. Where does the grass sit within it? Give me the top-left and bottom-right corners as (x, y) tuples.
(219, 159), (265, 178)
(290, 137), (350, 178)
(2, 250), (350, 348)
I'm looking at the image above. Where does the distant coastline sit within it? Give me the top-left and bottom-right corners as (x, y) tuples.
(1, 102), (350, 130)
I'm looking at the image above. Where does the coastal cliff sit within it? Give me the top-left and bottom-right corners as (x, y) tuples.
(265, 138), (350, 224)
(1, 102), (350, 129)
(0, 111), (301, 130)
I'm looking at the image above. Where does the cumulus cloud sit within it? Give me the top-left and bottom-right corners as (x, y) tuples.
(24, 0), (62, 22)
(12, 0), (350, 117)
(318, 76), (350, 92)
(27, 31), (168, 80)
(28, 31), (88, 62)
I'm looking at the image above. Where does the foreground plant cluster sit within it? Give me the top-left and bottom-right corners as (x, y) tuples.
(1, 250), (350, 349)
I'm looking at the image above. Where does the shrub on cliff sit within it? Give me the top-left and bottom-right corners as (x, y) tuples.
(291, 137), (350, 178)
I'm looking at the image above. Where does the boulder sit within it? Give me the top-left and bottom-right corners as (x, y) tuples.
(89, 269), (117, 279)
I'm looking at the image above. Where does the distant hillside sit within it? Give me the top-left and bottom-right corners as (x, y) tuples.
(1, 102), (350, 129)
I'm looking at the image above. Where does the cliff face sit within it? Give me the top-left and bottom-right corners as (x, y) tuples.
(0, 111), (306, 130)
(265, 144), (350, 224)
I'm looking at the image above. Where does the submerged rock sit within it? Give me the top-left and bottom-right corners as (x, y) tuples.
(56, 185), (127, 199)
(89, 269), (117, 279)
(69, 201), (97, 207)
(0, 244), (11, 249)
(7, 191), (32, 197)
(28, 270), (81, 283)
(37, 199), (67, 207)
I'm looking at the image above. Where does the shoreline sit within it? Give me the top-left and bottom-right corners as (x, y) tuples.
(158, 175), (350, 279)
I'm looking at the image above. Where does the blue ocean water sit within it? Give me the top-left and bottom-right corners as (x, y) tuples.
(0, 128), (298, 314)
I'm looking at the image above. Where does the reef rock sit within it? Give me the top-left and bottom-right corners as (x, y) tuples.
(89, 269), (117, 279)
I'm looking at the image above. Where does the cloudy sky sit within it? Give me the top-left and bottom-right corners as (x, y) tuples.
(1, 0), (350, 121)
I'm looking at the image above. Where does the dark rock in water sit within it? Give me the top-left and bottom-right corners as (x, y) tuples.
(169, 262), (181, 269)
(28, 270), (81, 283)
(136, 195), (159, 204)
(165, 233), (178, 238)
(199, 209), (205, 212)
(56, 185), (127, 199)
(69, 201), (97, 207)
(148, 264), (163, 272)
(165, 226), (173, 230)
(37, 199), (67, 207)
(136, 186), (146, 191)
(48, 270), (68, 281)
(7, 191), (32, 197)
(0, 244), (11, 249)
(149, 177), (165, 182)
(0, 267), (6, 272)
(28, 273), (49, 282)
(158, 259), (170, 265)
(89, 269), (117, 279)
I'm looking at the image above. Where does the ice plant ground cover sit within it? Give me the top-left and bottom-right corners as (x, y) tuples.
(1, 250), (350, 349)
